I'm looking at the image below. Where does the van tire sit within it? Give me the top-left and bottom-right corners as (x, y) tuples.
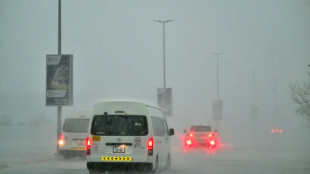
(166, 154), (171, 170)
(89, 170), (99, 174)
(152, 156), (159, 174)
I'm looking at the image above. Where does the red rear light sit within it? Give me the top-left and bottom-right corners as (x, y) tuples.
(186, 139), (192, 145)
(210, 140), (215, 146)
(86, 137), (92, 155)
(208, 133), (213, 137)
(275, 129), (279, 132)
(190, 133), (193, 137)
(147, 137), (153, 156)
(279, 129), (283, 133)
(58, 134), (64, 146)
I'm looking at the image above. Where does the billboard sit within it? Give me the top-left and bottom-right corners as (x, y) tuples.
(213, 100), (223, 121)
(157, 88), (173, 116)
(46, 55), (73, 106)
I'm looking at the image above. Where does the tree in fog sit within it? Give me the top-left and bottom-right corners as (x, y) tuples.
(290, 77), (310, 120)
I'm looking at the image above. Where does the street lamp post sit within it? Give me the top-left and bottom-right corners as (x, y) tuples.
(57, 0), (62, 154)
(213, 52), (222, 100)
(213, 52), (222, 131)
(154, 20), (173, 88)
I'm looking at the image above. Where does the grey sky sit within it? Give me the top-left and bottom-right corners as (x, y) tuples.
(0, 0), (309, 130)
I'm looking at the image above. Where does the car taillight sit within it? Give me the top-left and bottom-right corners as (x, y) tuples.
(210, 140), (215, 146)
(147, 137), (153, 156)
(186, 139), (192, 145)
(58, 134), (64, 146)
(86, 137), (92, 155)
(208, 133), (213, 137)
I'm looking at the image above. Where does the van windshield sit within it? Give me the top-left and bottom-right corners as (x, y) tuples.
(63, 118), (89, 133)
(91, 115), (148, 136)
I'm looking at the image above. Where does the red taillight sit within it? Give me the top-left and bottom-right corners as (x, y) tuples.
(189, 133), (193, 137)
(86, 137), (92, 155)
(58, 134), (64, 146)
(279, 129), (283, 133)
(275, 129), (279, 132)
(210, 140), (215, 146)
(186, 139), (192, 145)
(147, 137), (153, 156)
(208, 133), (213, 137)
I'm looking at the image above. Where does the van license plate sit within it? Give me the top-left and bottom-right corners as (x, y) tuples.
(77, 140), (85, 146)
(113, 145), (125, 153)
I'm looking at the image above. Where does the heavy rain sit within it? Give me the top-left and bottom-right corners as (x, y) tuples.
(0, 0), (310, 174)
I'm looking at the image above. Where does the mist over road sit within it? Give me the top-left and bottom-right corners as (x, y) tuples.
(1, 125), (309, 174)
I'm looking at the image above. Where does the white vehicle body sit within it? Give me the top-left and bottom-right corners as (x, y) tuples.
(58, 109), (92, 158)
(86, 101), (174, 173)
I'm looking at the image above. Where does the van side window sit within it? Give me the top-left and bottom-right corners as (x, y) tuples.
(151, 116), (165, 137)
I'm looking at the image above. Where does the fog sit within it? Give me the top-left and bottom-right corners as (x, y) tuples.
(1, 0), (310, 173)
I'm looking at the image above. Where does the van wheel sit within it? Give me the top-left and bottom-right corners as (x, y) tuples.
(166, 154), (171, 170)
(62, 154), (70, 159)
(152, 157), (159, 174)
(89, 170), (99, 174)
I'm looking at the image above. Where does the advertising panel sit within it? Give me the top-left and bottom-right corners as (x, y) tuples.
(157, 88), (173, 116)
(46, 54), (73, 106)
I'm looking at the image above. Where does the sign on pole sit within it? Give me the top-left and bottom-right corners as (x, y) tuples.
(157, 88), (173, 116)
(46, 54), (73, 106)
(213, 100), (223, 120)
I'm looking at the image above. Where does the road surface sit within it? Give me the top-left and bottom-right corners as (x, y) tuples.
(0, 125), (309, 174)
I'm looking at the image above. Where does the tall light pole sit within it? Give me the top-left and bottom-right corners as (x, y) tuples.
(252, 70), (256, 107)
(251, 70), (258, 122)
(56, 0), (62, 154)
(212, 52), (223, 131)
(154, 20), (173, 88)
(213, 52), (222, 100)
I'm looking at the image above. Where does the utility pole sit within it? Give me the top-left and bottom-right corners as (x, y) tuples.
(213, 52), (222, 100)
(251, 70), (258, 122)
(212, 52), (222, 131)
(154, 20), (173, 88)
(57, 0), (62, 154)
(252, 71), (256, 107)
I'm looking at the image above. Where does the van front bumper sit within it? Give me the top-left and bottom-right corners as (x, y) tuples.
(87, 162), (153, 172)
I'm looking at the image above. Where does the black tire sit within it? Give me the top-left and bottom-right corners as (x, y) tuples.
(166, 154), (171, 170)
(89, 170), (99, 174)
(152, 156), (159, 174)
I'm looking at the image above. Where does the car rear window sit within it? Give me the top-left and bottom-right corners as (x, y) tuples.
(190, 126), (211, 132)
(91, 115), (148, 136)
(63, 118), (89, 133)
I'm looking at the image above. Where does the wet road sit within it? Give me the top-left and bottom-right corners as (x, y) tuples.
(1, 126), (310, 174)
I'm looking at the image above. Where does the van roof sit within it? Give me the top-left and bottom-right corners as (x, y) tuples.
(64, 109), (92, 119)
(93, 100), (162, 116)
(95, 100), (159, 109)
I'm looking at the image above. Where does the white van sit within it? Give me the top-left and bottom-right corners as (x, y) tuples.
(58, 109), (92, 159)
(86, 101), (174, 173)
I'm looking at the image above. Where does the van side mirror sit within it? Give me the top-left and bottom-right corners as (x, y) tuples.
(169, 128), (174, 136)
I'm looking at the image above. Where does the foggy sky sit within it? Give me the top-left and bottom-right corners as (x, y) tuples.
(0, 0), (310, 131)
